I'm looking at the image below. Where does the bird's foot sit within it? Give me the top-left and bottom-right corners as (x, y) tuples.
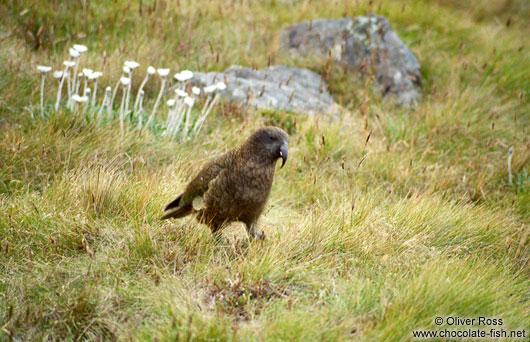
(251, 230), (266, 241)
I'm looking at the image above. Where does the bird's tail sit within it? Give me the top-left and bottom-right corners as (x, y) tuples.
(164, 195), (182, 211)
(160, 195), (193, 220)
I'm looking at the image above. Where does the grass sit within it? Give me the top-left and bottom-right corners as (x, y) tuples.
(0, 0), (529, 340)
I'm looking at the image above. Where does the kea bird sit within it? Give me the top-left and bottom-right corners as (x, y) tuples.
(161, 126), (289, 239)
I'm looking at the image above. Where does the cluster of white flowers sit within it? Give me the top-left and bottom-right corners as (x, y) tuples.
(36, 44), (226, 140)
(163, 72), (225, 138)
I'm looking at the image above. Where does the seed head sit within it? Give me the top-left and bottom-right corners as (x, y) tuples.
(174, 70), (193, 81)
(184, 97), (194, 107)
(124, 61), (140, 69)
(89, 71), (103, 80)
(82, 68), (93, 77)
(73, 44), (88, 53)
(37, 65), (52, 73)
(204, 85), (217, 93)
(175, 89), (188, 97)
(157, 68), (170, 77)
(120, 77), (131, 86)
(69, 48), (80, 58)
(72, 94), (89, 103)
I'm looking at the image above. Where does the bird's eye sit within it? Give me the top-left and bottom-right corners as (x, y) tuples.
(269, 135), (274, 141)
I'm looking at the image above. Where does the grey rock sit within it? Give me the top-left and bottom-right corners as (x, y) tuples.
(191, 65), (337, 115)
(281, 14), (422, 107)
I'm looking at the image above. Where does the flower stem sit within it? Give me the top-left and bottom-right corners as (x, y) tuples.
(92, 79), (98, 106)
(134, 74), (150, 113)
(55, 66), (69, 111)
(119, 86), (126, 135)
(146, 77), (167, 127)
(40, 74), (46, 119)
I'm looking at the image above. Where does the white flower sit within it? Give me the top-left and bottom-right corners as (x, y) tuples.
(147, 66), (156, 75)
(175, 89), (188, 97)
(204, 85), (217, 93)
(180, 70), (193, 80)
(37, 65), (52, 73)
(124, 61), (140, 69)
(167, 99), (176, 107)
(63, 61), (76, 67)
(105, 86), (112, 93)
(82, 68), (93, 77)
(120, 77), (131, 85)
(72, 94), (89, 102)
(192, 87), (201, 95)
(174, 70), (193, 81)
(73, 44), (88, 53)
(69, 48), (80, 58)
(88, 71), (103, 80)
(216, 82), (226, 90)
(53, 71), (64, 79)
(184, 97), (194, 107)
(123, 66), (131, 74)
(157, 68), (170, 77)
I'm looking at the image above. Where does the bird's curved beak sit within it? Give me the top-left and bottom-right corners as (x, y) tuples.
(279, 142), (288, 168)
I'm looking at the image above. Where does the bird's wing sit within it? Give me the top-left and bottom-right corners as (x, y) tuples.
(180, 160), (225, 206)
(163, 154), (228, 215)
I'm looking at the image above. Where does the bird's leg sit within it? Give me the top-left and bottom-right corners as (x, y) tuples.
(246, 222), (265, 240)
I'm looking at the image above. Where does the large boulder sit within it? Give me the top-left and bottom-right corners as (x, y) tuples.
(281, 15), (422, 107)
(191, 65), (337, 115)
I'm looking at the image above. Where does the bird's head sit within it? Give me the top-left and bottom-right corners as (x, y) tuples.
(246, 126), (289, 168)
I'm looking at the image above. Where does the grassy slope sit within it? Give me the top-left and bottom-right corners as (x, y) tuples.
(0, 0), (529, 340)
